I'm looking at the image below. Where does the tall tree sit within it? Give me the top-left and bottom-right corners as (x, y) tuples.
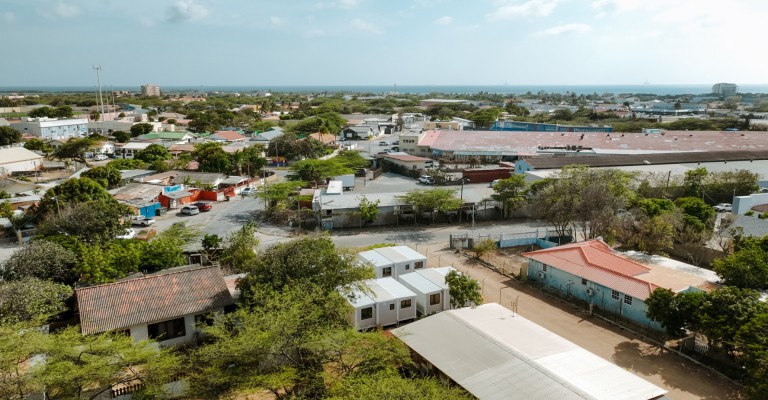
(358, 195), (380, 226)
(444, 270), (483, 308)
(81, 165), (123, 189)
(134, 143), (171, 163)
(36, 199), (130, 244)
(0, 126), (22, 146)
(129, 122), (154, 137)
(397, 188), (463, 224)
(192, 142), (232, 173)
(290, 159), (353, 182)
(0, 278), (73, 325)
(1, 240), (79, 285)
(490, 175), (528, 218)
(219, 223), (259, 274)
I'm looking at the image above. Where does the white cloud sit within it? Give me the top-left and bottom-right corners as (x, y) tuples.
(488, 0), (560, 20)
(338, 0), (361, 8)
(39, 2), (81, 19)
(304, 29), (326, 38)
(532, 23), (592, 37)
(166, 0), (209, 23)
(317, 0), (361, 9)
(270, 16), (285, 27)
(351, 18), (382, 34)
(434, 15), (453, 25)
(2, 11), (16, 23)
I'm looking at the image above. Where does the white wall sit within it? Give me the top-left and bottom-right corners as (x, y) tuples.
(376, 301), (398, 327)
(0, 159), (40, 177)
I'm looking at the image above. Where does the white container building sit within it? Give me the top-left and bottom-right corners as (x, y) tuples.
(398, 267), (455, 316)
(357, 245), (427, 279)
(344, 277), (417, 330)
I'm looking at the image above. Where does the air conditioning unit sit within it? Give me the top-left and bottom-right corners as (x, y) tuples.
(537, 271), (546, 279)
(586, 288), (595, 296)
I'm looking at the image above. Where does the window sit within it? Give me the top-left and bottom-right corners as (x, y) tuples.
(611, 290), (620, 300)
(581, 278), (587, 285)
(415, 261), (424, 269)
(429, 293), (441, 305)
(542, 264), (548, 271)
(148, 318), (186, 341)
(194, 313), (214, 327)
(389, 303), (395, 310)
(405, 264), (410, 270)
(624, 295), (633, 305)
(401, 299), (412, 309)
(361, 307), (373, 320)
(382, 267), (393, 277)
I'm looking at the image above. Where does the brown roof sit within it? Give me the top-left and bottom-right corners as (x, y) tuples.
(522, 149), (768, 170)
(308, 132), (337, 145)
(382, 154), (431, 162)
(76, 265), (233, 335)
(212, 131), (246, 141)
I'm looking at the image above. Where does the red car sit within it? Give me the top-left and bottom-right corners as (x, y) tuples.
(192, 201), (213, 212)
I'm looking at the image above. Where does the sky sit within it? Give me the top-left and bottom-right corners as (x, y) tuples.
(1, 0), (767, 87)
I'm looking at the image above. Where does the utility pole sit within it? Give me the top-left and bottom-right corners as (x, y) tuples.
(93, 65), (105, 128)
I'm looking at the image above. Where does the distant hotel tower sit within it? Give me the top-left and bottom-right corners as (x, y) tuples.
(712, 83), (737, 97)
(140, 84), (161, 97)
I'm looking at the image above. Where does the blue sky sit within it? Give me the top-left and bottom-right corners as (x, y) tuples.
(1, 0), (766, 86)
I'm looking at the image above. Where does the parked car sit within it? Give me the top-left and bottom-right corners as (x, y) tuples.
(193, 201), (213, 212)
(392, 140), (399, 145)
(130, 215), (156, 226)
(713, 203), (732, 212)
(418, 176), (435, 185)
(181, 205), (200, 215)
(94, 154), (109, 161)
(116, 228), (136, 240)
(379, 141), (390, 146)
(490, 179), (502, 188)
(241, 187), (256, 196)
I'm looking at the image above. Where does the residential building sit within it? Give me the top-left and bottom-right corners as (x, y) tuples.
(522, 240), (718, 332)
(141, 84), (161, 97)
(0, 147), (44, 177)
(207, 130), (246, 143)
(76, 265), (234, 346)
(392, 303), (667, 400)
(345, 277), (417, 330)
(357, 246), (427, 279)
(11, 117), (88, 140)
(397, 267), (455, 315)
(378, 153), (434, 171)
(307, 132), (338, 147)
(712, 83), (737, 97)
(340, 125), (378, 140)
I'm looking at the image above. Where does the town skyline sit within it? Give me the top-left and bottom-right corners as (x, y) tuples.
(2, 0), (766, 87)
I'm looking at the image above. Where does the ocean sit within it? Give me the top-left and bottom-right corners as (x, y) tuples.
(2, 84), (768, 96)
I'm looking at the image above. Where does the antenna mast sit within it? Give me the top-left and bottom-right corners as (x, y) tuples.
(93, 65), (105, 122)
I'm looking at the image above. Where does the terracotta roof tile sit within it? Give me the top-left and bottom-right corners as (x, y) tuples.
(523, 240), (658, 300)
(76, 265), (233, 335)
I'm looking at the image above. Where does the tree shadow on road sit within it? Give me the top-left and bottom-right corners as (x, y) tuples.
(612, 341), (743, 400)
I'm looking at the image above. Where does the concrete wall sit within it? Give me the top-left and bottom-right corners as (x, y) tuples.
(734, 193), (768, 214)
(128, 311), (215, 348)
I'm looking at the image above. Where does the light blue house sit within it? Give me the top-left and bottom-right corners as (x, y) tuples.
(523, 240), (666, 332)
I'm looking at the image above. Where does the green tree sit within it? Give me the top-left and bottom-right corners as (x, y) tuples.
(328, 371), (473, 400)
(0, 126), (22, 146)
(129, 122), (154, 137)
(0, 278), (73, 325)
(76, 239), (146, 284)
(490, 175), (528, 218)
(219, 223), (259, 273)
(1, 240), (79, 285)
(290, 159), (353, 182)
(192, 142), (232, 173)
(23, 138), (53, 154)
(471, 238), (497, 260)
(231, 145), (267, 177)
(201, 234), (223, 264)
(139, 224), (197, 273)
(467, 107), (502, 129)
(674, 196), (714, 228)
(696, 286), (766, 350)
(397, 188), (463, 223)
(444, 270), (483, 308)
(36, 199), (130, 245)
(0, 322), (48, 400)
(81, 165), (122, 189)
(34, 327), (179, 400)
(358, 195), (380, 226)
(335, 150), (370, 170)
(134, 143), (171, 163)
(237, 235), (373, 299)
(683, 167), (708, 198)
(89, 110), (101, 121)
(259, 181), (305, 212)
(52, 137), (98, 165)
(112, 130), (131, 143)
(713, 246), (768, 289)
(645, 289), (705, 336)
(107, 158), (147, 170)
(735, 313), (768, 399)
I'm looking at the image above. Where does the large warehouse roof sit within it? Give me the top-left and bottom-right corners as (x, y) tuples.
(392, 303), (667, 400)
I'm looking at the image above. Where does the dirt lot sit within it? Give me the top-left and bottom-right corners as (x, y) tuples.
(423, 244), (744, 400)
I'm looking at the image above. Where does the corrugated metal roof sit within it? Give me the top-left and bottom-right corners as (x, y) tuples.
(358, 250), (392, 268)
(0, 147), (44, 165)
(399, 272), (442, 294)
(418, 268), (452, 289)
(374, 277), (416, 299)
(393, 303), (667, 400)
(76, 265), (234, 335)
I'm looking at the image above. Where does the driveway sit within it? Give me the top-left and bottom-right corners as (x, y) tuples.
(421, 246), (743, 400)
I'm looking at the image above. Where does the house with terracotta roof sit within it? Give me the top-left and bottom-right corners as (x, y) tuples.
(523, 240), (666, 331)
(75, 265), (234, 346)
(208, 130), (246, 143)
(306, 132), (338, 147)
(378, 153), (434, 171)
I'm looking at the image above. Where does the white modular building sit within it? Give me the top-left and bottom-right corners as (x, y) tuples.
(11, 117), (88, 140)
(344, 277), (417, 330)
(397, 267), (455, 315)
(0, 147), (44, 177)
(357, 245), (427, 279)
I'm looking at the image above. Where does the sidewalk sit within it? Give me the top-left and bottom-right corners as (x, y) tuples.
(418, 243), (742, 400)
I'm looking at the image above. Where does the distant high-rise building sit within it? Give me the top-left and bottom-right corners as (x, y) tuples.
(712, 83), (737, 97)
(140, 84), (161, 97)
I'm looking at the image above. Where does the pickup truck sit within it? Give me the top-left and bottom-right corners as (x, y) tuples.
(713, 203), (732, 212)
(130, 215), (156, 226)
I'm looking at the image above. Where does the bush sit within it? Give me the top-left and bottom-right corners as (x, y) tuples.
(759, 213), (767, 220)
(745, 210), (755, 216)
